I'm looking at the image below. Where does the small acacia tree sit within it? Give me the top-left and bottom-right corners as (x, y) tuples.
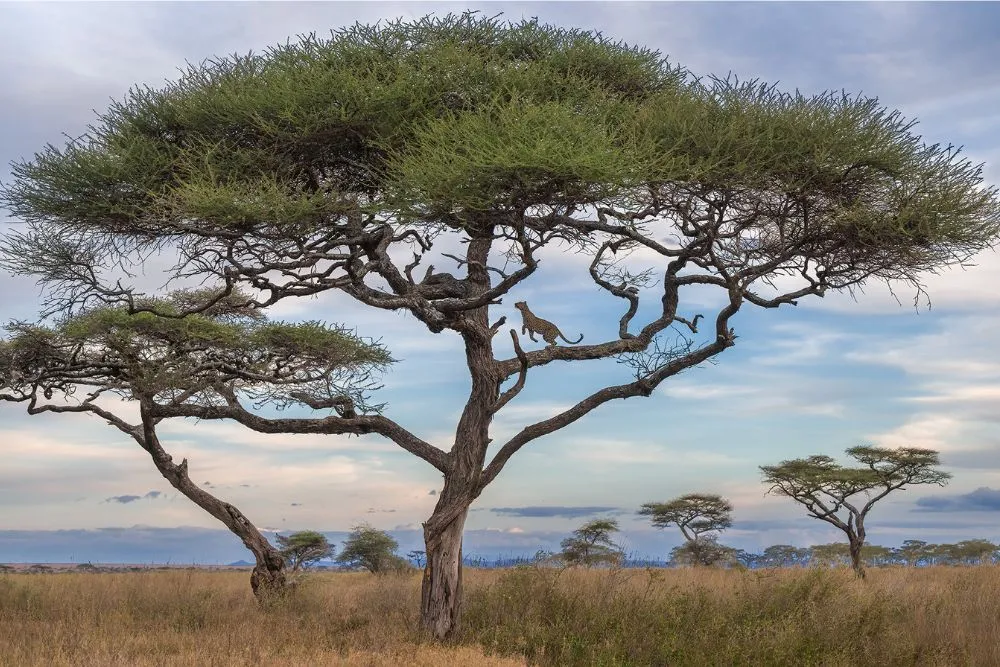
(760, 544), (811, 568)
(640, 493), (733, 565)
(1, 13), (998, 637)
(336, 524), (404, 574)
(809, 543), (851, 567)
(277, 530), (335, 572)
(894, 539), (933, 567)
(669, 535), (738, 567)
(761, 446), (951, 578)
(0, 291), (389, 598)
(559, 518), (624, 567)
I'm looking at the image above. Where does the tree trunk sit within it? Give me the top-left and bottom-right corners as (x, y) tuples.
(250, 545), (290, 601)
(137, 407), (291, 600)
(849, 539), (866, 579)
(421, 503), (470, 640)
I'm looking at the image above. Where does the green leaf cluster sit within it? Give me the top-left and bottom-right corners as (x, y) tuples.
(276, 530), (335, 571)
(0, 11), (996, 299)
(335, 524), (401, 574)
(0, 290), (392, 400)
(559, 518), (623, 567)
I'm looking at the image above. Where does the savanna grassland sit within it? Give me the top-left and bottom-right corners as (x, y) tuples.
(1, 565), (999, 666)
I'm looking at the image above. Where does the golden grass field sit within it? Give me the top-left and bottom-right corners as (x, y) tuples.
(2, 565), (1000, 666)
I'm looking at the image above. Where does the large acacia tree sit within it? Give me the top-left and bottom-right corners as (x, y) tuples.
(1, 14), (998, 637)
(0, 290), (390, 597)
(761, 446), (951, 578)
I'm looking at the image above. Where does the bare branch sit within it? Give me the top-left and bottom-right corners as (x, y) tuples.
(490, 330), (527, 416)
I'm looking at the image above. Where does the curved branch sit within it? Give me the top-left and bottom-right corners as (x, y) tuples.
(480, 331), (737, 492)
(490, 330), (527, 416)
(148, 396), (450, 473)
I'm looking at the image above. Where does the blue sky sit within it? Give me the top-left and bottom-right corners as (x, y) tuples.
(2, 2), (1000, 564)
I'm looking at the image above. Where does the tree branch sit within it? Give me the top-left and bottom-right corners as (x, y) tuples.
(148, 394), (450, 473)
(490, 330), (527, 416)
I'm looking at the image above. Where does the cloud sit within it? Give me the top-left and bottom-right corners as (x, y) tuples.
(490, 506), (620, 519)
(428, 489), (437, 496)
(106, 495), (142, 505)
(915, 487), (1000, 512)
(105, 490), (162, 504)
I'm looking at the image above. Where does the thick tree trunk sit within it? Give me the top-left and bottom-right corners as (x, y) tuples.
(250, 546), (290, 601)
(849, 539), (866, 580)
(418, 230), (495, 639)
(137, 407), (291, 600)
(421, 504), (470, 640)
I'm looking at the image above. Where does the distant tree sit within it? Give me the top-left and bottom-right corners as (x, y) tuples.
(809, 543), (851, 568)
(336, 524), (402, 574)
(950, 539), (999, 565)
(894, 539), (933, 567)
(931, 542), (960, 566)
(669, 535), (739, 567)
(760, 544), (810, 568)
(733, 549), (762, 569)
(277, 530), (335, 572)
(408, 550), (427, 568)
(640, 494), (733, 566)
(860, 544), (894, 567)
(761, 446), (951, 578)
(559, 518), (624, 567)
(5, 12), (998, 639)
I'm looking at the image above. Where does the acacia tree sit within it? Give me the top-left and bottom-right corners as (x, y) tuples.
(669, 535), (739, 567)
(1, 14), (998, 638)
(760, 544), (810, 568)
(894, 539), (933, 567)
(336, 524), (405, 573)
(761, 446), (951, 578)
(559, 518), (624, 566)
(0, 291), (389, 598)
(809, 543), (851, 567)
(640, 493), (733, 565)
(277, 530), (335, 572)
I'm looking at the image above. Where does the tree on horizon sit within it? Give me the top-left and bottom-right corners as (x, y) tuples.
(761, 446), (951, 578)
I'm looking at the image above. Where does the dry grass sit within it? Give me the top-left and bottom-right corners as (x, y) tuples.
(3, 565), (1000, 666)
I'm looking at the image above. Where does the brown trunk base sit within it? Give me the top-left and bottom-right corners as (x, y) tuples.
(421, 507), (469, 639)
(250, 561), (293, 604)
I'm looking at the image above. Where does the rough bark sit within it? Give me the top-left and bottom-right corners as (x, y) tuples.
(849, 538), (866, 580)
(421, 502), (470, 639)
(420, 232), (495, 639)
(138, 406), (291, 599)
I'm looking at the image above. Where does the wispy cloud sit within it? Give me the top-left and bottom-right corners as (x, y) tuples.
(490, 506), (621, 519)
(916, 487), (1000, 513)
(104, 490), (163, 504)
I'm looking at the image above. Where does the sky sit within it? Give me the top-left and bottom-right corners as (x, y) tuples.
(2, 1), (1000, 565)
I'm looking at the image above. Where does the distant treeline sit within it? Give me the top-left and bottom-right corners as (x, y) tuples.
(457, 539), (1000, 570)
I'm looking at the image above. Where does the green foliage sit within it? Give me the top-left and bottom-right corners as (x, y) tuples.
(0, 290), (392, 409)
(558, 518), (623, 567)
(3, 12), (997, 280)
(335, 524), (401, 574)
(276, 530), (335, 572)
(639, 493), (733, 542)
(760, 544), (811, 568)
(761, 446), (951, 511)
(809, 543), (852, 567)
(669, 536), (739, 567)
